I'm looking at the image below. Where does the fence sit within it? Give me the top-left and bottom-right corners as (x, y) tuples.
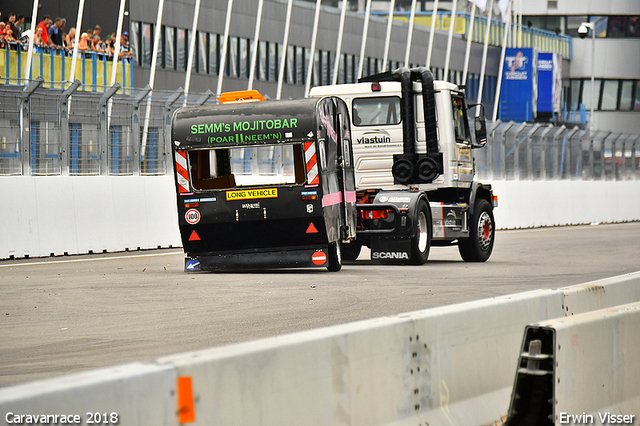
(0, 82), (216, 177)
(477, 121), (640, 181)
(0, 42), (134, 91)
(1, 83), (638, 180)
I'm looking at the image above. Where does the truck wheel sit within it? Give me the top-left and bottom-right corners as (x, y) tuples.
(409, 200), (431, 265)
(327, 241), (342, 272)
(341, 241), (362, 261)
(459, 198), (495, 262)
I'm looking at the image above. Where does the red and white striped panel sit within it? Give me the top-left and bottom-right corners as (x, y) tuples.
(304, 142), (319, 185)
(175, 150), (190, 193)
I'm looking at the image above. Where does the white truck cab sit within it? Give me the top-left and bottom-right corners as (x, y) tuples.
(310, 67), (496, 263)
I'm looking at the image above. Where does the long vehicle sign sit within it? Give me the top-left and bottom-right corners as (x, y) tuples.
(226, 188), (279, 201)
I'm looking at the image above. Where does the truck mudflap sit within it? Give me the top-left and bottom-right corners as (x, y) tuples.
(185, 247), (332, 272)
(370, 236), (412, 261)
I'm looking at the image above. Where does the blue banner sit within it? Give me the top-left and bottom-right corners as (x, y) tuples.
(537, 53), (562, 114)
(499, 48), (538, 122)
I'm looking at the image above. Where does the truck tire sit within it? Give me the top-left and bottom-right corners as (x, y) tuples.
(458, 198), (495, 262)
(341, 241), (362, 261)
(409, 200), (431, 265)
(327, 241), (342, 272)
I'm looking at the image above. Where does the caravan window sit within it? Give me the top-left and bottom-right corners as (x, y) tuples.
(188, 144), (307, 190)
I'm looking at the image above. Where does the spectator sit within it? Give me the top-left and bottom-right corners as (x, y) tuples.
(8, 13), (21, 41)
(4, 26), (18, 43)
(104, 34), (114, 57)
(119, 31), (133, 58)
(33, 26), (45, 47)
(0, 24), (5, 49)
(65, 27), (76, 50)
(92, 35), (104, 52)
(77, 32), (90, 50)
(37, 15), (51, 46)
(14, 15), (25, 40)
(48, 17), (65, 48)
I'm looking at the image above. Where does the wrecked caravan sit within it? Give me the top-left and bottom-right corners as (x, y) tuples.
(171, 93), (356, 271)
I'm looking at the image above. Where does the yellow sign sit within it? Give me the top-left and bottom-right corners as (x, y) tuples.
(226, 188), (278, 201)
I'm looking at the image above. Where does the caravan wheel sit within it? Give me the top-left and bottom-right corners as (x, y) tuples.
(327, 241), (342, 272)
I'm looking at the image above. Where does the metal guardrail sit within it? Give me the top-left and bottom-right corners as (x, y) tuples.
(476, 120), (640, 181)
(0, 42), (134, 91)
(1, 85), (637, 180)
(0, 84), (216, 177)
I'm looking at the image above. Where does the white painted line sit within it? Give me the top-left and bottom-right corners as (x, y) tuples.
(0, 250), (184, 268)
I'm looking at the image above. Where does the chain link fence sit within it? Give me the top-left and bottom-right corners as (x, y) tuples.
(1, 84), (638, 181)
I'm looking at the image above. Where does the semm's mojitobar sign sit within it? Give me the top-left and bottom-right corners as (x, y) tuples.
(172, 100), (318, 148)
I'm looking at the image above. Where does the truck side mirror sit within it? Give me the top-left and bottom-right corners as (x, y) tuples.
(473, 115), (487, 148)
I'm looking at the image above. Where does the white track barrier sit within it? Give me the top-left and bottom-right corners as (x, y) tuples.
(1, 273), (640, 426)
(507, 301), (640, 424)
(1, 177), (640, 259)
(0, 176), (181, 259)
(0, 363), (176, 425)
(159, 289), (563, 426)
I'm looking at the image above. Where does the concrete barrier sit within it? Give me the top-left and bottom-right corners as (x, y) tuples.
(1, 177), (640, 259)
(1, 273), (640, 426)
(158, 289), (564, 426)
(506, 302), (640, 424)
(0, 176), (181, 259)
(0, 363), (176, 426)
(487, 180), (640, 230)
(559, 271), (640, 316)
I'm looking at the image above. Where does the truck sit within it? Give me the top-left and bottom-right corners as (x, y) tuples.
(309, 67), (497, 264)
(170, 91), (357, 272)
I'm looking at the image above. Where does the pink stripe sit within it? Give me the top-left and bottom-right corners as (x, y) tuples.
(322, 191), (343, 207)
(344, 191), (356, 203)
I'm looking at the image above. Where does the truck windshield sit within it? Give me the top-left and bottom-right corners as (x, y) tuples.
(188, 143), (307, 190)
(352, 96), (401, 126)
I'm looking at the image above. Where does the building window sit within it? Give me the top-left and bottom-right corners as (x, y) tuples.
(165, 26), (175, 70)
(601, 80), (619, 111)
(260, 41), (268, 81)
(241, 38), (250, 78)
(130, 22), (140, 65)
(589, 16), (609, 38)
(570, 79), (581, 111)
(582, 79), (602, 110)
(269, 42), (277, 82)
(198, 31), (207, 73)
(176, 29), (187, 70)
(346, 53), (354, 83)
(566, 16), (588, 38)
(209, 33), (219, 75)
(313, 50), (320, 87)
(620, 81), (634, 111)
(296, 46), (305, 85)
(142, 23), (153, 67)
(286, 45), (295, 84)
(155, 26), (164, 68)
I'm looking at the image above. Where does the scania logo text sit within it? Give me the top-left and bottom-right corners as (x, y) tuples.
(372, 251), (410, 260)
